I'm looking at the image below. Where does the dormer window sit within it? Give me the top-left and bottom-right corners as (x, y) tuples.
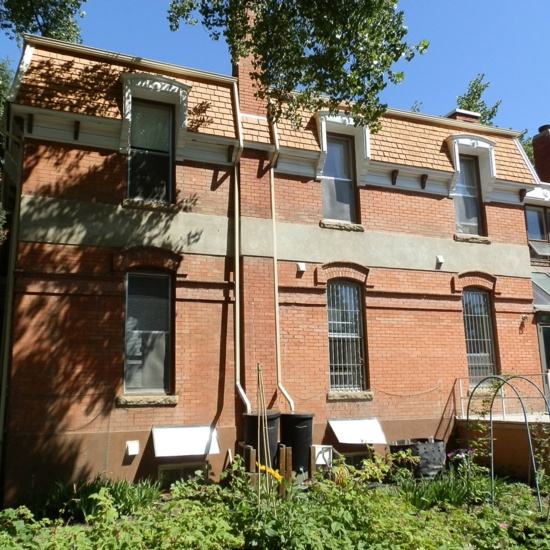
(120, 73), (190, 203)
(446, 134), (496, 238)
(454, 156), (484, 235)
(322, 135), (356, 223)
(129, 101), (173, 201)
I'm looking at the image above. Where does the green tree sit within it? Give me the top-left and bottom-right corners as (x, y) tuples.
(0, 59), (12, 239)
(457, 73), (501, 126)
(519, 130), (534, 165)
(168, 0), (428, 129)
(0, 0), (86, 43)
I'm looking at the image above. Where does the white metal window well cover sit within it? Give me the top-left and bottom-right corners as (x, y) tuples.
(328, 418), (387, 445)
(152, 426), (220, 457)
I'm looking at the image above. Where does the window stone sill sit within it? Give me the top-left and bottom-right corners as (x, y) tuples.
(115, 395), (178, 407)
(327, 390), (374, 402)
(319, 219), (365, 232)
(454, 233), (491, 245)
(121, 198), (180, 214)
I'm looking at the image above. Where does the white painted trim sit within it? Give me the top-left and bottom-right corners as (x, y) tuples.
(10, 103), (238, 165)
(316, 111), (371, 186)
(513, 136), (541, 184)
(8, 44), (34, 102)
(446, 134), (497, 201)
(525, 184), (550, 205)
(120, 73), (191, 161)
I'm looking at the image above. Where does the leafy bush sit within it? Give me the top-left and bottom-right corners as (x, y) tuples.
(2, 454), (550, 548)
(28, 475), (161, 522)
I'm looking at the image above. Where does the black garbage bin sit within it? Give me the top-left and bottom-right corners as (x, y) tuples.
(280, 412), (314, 475)
(243, 411), (281, 468)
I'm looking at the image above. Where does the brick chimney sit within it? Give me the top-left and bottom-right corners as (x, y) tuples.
(232, 56), (268, 117)
(533, 125), (550, 183)
(446, 109), (481, 123)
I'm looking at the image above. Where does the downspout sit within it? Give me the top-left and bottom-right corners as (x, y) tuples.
(231, 81), (251, 413)
(0, 123), (24, 498)
(270, 121), (295, 412)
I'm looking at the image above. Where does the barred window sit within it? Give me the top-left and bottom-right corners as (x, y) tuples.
(327, 281), (366, 391)
(462, 289), (496, 382)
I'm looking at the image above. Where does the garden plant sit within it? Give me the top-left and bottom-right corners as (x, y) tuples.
(1, 451), (550, 548)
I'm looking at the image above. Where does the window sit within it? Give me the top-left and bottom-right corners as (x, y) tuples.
(454, 156), (484, 235)
(525, 206), (550, 258)
(462, 289), (496, 381)
(327, 281), (366, 391)
(322, 136), (356, 223)
(128, 102), (173, 202)
(125, 272), (172, 393)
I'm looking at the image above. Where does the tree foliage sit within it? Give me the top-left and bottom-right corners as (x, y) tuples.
(0, 57), (11, 120)
(457, 73), (501, 126)
(168, 0), (428, 128)
(0, 0), (86, 43)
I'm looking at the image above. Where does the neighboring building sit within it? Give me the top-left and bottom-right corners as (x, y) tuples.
(0, 35), (541, 504)
(526, 126), (550, 378)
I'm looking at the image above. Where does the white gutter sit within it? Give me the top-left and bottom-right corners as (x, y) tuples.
(23, 35), (237, 85)
(232, 82), (251, 413)
(269, 121), (294, 412)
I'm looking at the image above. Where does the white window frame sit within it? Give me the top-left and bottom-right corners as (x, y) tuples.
(453, 156), (484, 236)
(526, 206), (550, 257)
(120, 73), (191, 162)
(128, 100), (174, 202)
(321, 135), (357, 223)
(446, 134), (496, 202)
(316, 111), (371, 186)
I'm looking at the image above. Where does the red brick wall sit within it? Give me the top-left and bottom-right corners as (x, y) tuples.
(361, 187), (454, 237)
(22, 140), (232, 217)
(239, 149), (272, 219)
(485, 203), (527, 245)
(5, 241), (236, 503)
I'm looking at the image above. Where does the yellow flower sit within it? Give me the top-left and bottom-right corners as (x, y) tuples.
(256, 462), (283, 482)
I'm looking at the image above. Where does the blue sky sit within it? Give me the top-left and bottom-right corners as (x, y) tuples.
(0, 0), (548, 137)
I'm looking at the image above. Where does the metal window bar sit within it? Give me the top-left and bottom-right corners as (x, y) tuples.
(327, 282), (365, 391)
(462, 290), (496, 381)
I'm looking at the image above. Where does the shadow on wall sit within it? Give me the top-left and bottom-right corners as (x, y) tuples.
(4, 133), (232, 507)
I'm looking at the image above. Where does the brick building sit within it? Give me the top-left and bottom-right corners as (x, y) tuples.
(0, 35), (541, 504)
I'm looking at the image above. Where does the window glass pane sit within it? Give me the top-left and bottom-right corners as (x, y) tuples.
(129, 102), (172, 202)
(325, 137), (352, 180)
(462, 290), (496, 382)
(129, 150), (170, 201)
(327, 282), (365, 391)
(456, 158), (479, 195)
(131, 103), (171, 152)
(127, 274), (170, 332)
(454, 157), (482, 235)
(526, 208), (546, 240)
(454, 194), (480, 235)
(322, 177), (354, 222)
(125, 273), (171, 392)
